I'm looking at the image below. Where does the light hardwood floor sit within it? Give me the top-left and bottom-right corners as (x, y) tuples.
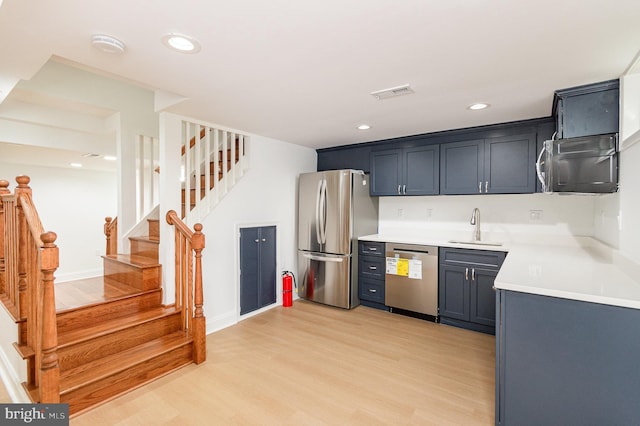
(64, 300), (495, 425)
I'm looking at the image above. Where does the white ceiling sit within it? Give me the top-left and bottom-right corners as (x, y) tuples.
(1, 0), (640, 150)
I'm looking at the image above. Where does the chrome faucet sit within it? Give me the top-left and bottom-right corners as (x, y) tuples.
(470, 208), (481, 241)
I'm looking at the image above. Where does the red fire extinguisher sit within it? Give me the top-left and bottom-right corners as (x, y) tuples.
(282, 271), (295, 307)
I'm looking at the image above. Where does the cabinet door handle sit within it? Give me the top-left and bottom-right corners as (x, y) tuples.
(478, 182), (482, 193)
(403, 184), (406, 195)
(397, 185), (401, 194)
(485, 181), (489, 193)
(465, 267), (469, 280)
(368, 289), (377, 293)
(369, 247), (377, 251)
(254, 239), (259, 243)
(262, 238), (266, 242)
(369, 266), (377, 270)
(472, 268), (476, 281)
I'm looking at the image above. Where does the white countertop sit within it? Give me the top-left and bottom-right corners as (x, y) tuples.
(359, 233), (640, 310)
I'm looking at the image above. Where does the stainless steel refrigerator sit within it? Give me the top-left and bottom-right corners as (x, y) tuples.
(297, 169), (378, 309)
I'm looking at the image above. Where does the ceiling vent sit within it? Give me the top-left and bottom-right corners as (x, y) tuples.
(370, 84), (414, 100)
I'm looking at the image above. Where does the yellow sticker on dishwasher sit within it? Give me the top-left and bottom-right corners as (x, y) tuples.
(396, 258), (409, 277)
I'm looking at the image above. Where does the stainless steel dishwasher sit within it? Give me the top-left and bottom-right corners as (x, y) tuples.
(385, 242), (438, 319)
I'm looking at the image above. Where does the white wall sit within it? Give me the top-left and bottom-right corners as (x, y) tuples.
(0, 162), (117, 281)
(182, 135), (316, 332)
(0, 308), (29, 402)
(379, 193), (598, 244)
(618, 141), (640, 263)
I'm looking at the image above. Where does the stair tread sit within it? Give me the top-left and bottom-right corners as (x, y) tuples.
(56, 277), (153, 312)
(58, 306), (178, 347)
(60, 330), (193, 393)
(103, 254), (161, 268)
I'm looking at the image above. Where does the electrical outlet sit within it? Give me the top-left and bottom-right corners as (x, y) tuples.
(529, 210), (543, 222)
(397, 208), (404, 218)
(426, 208), (432, 219)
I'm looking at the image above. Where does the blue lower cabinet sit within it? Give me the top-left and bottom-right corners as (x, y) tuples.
(438, 248), (505, 334)
(496, 290), (640, 425)
(358, 241), (387, 310)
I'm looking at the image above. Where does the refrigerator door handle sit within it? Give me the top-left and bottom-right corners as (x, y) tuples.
(315, 179), (323, 245)
(319, 178), (328, 244)
(302, 253), (344, 263)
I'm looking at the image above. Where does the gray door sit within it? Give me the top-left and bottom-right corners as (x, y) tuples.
(240, 226), (276, 315)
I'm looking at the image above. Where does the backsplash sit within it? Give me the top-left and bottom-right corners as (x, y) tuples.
(378, 193), (605, 245)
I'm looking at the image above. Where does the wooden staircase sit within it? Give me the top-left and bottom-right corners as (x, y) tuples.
(1, 177), (206, 417)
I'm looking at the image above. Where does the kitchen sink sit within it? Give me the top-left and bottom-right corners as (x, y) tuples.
(448, 240), (503, 247)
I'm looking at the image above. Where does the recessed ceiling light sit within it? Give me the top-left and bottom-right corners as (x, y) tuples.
(91, 34), (126, 54)
(103, 155), (117, 161)
(468, 103), (490, 110)
(357, 124), (371, 130)
(162, 33), (201, 53)
(70, 163), (83, 168)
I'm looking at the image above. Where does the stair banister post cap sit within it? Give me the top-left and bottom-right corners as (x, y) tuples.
(40, 231), (60, 269)
(41, 231), (57, 246)
(0, 179), (9, 194)
(15, 175), (30, 187)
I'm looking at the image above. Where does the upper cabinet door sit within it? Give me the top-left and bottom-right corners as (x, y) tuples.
(440, 139), (484, 195)
(370, 149), (402, 196)
(484, 133), (536, 194)
(404, 145), (440, 195)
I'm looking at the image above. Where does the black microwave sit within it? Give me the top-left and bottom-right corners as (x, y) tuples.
(536, 133), (618, 193)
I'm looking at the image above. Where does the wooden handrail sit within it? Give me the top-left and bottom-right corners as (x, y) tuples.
(104, 216), (118, 255)
(0, 175), (60, 403)
(166, 210), (206, 364)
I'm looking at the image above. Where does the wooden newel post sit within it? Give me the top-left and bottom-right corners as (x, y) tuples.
(39, 231), (60, 403)
(104, 217), (113, 255)
(192, 223), (206, 364)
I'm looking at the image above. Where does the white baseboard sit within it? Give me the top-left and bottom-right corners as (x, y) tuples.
(0, 346), (30, 403)
(206, 311), (237, 334)
(55, 268), (102, 283)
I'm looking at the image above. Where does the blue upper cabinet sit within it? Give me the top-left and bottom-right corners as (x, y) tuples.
(484, 133), (537, 193)
(370, 145), (439, 196)
(554, 79), (619, 139)
(439, 139), (484, 194)
(370, 148), (402, 196)
(441, 133), (536, 195)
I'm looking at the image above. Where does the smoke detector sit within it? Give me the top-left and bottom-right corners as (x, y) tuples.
(370, 84), (414, 100)
(91, 34), (126, 54)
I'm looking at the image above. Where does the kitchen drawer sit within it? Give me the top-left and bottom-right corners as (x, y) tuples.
(359, 255), (385, 280)
(440, 247), (505, 269)
(359, 277), (385, 304)
(359, 241), (385, 257)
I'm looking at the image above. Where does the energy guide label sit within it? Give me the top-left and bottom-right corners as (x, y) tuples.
(386, 257), (422, 279)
